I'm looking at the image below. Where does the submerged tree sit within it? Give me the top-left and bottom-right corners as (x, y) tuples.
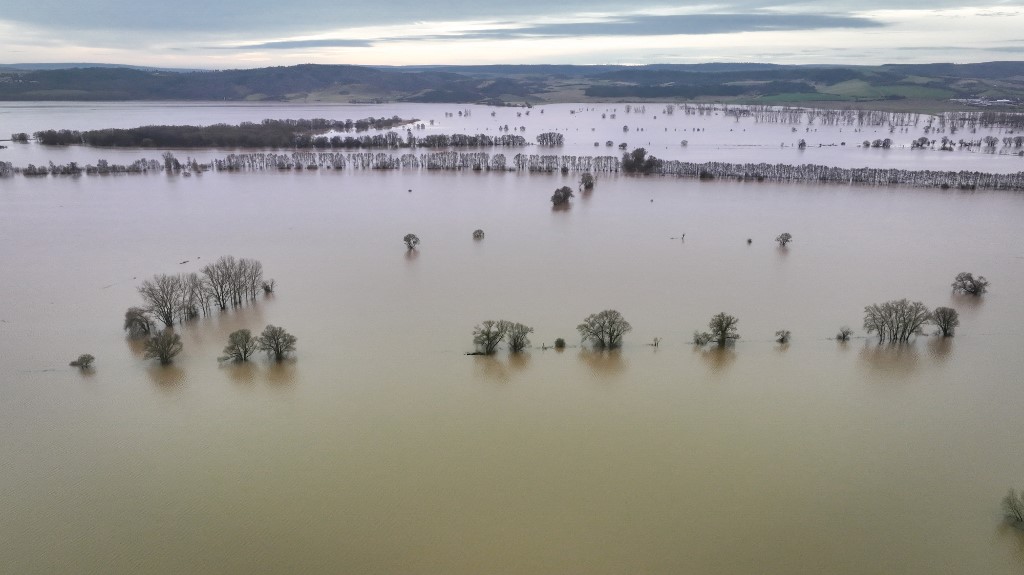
(69, 354), (95, 369)
(472, 320), (508, 354)
(621, 147), (663, 174)
(1003, 489), (1024, 526)
(144, 329), (183, 365)
(123, 307), (152, 336)
(138, 274), (183, 328)
(536, 132), (565, 147)
(403, 233), (420, 250)
(506, 322), (534, 353)
(257, 325), (297, 361)
(775, 330), (791, 344)
(863, 299), (931, 343)
(577, 310), (632, 349)
(932, 307), (960, 337)
(220, 329), (259, 362)
(472, 229), (485, 240)
(951, 272), (988, 295)
(579, 172), (595, 190)
(836, 326), (853, 341)
(551, 186), (574, 206)
(775, 232), (793, 247)
(696, 312), (740, 347)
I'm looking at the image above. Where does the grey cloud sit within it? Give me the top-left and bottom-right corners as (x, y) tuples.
(0, 0), (953, 37)
(221, 39), (373, 50)
(0, 0), (630, 35)
(403, 13), (883, 41)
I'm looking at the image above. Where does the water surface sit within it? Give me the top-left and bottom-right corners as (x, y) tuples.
(2, 105), (1024, 575)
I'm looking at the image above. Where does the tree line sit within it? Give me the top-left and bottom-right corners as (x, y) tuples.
(467, 271), (985, 355)
(31, 117), (414, 147)
(9, 148), (1024, 192)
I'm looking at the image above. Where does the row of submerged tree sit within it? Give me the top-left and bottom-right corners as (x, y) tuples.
(9, 147), (1023, 191)
(577, 104), (1024, 131)
(467, 273), (986, 355)
(17, 126), (561, 151)
(122, 323), (297, 366)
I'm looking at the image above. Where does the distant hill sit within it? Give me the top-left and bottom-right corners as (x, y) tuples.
(1, 61), (1022, 108)
(0, 63), (198, 72)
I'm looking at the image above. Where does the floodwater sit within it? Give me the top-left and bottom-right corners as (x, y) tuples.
(2, 103), (1024, 574)
(2, 101), (1024, 173)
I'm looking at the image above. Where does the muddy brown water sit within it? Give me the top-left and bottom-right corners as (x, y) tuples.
(2, 103), (1024, 574)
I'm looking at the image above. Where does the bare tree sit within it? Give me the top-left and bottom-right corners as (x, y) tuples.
(577, 310), (632, 349)
(932, 307), (960, 337)
(775, 329), (791, 344)
(775, 233), (793, 247)
(836, 326), (853, 341)
(231, 257), (248, 306)
(220, 329), (259, 362)
(404, 233), (420, 250)
(123, 307), (152, 336)
(180, 272), (207, 320)
(144, 329), (183, 365)
(473, 320), (508, 354)
(241, 258), (264, 301)
(1004, 489), (1024, 525)
(257, 325), (297, 361)
(863, 299), (931, 343)
(472, 229), (485, 240)
(506, 322), (534, 353)
(951, 272), (989, 295)
(201, 257), (233, 310)
(138, 274), (183, 328)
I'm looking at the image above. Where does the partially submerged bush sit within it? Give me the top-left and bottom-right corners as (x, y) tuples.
(69, 354), (95, 369)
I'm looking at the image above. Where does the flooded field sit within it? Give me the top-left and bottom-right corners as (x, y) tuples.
(2, 103), (1024, 574)
(3, 101), (1024, 173)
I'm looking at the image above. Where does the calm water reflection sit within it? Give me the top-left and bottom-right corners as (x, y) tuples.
(858, 341), (921, 377)
(146, 364), (186, 389)
(577, 348), (627, 377)
(696, 345), (737, 373)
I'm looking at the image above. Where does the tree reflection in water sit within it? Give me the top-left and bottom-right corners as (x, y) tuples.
(577, 348), (627, 377)
(146, 364), (185, 390)
(223, 361), (257, 385)
(694, 345), (736, 374)
(125, 336), (147, 358)
(473, 353), (530, 384)
(858, 341), (920, 377)
(265, 358), (297, 386)
(926, 337), (953, 362)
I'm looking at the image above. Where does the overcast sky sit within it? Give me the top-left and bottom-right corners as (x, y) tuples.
(2, 1), (1022, 68)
